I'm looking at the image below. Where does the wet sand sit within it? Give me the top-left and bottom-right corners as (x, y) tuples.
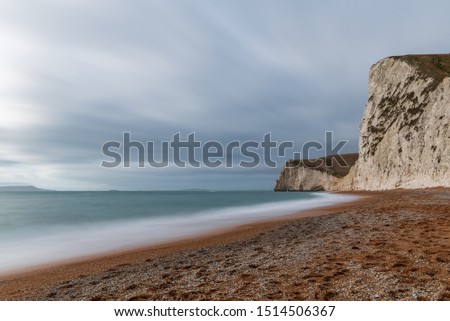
(0, 189), (449, 300)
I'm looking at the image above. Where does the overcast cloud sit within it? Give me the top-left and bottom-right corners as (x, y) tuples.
(1, 0), (449, 190)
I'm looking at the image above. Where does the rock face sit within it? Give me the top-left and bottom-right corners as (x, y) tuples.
(275, 54), (450, 191)
(274, 154), (358, 191)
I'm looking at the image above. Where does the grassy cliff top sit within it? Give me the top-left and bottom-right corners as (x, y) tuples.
(394, 54), (450, 81)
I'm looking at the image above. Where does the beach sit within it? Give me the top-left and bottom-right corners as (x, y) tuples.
(0, 189), (449, 300)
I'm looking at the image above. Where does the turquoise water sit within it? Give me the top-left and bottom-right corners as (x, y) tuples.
(0, 191), (356, 273)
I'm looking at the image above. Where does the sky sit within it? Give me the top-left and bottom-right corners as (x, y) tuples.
(1, 0), (449, 190)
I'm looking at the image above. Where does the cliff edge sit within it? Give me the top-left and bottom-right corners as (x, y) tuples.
(275, 54), (450, 191)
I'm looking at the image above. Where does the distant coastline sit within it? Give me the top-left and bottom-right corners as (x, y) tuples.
(0, 185), (49, 192)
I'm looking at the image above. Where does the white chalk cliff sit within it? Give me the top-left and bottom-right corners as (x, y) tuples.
(275, 54), (450, 191)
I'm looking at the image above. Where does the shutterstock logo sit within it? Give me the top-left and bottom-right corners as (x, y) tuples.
(101, 132), (349, 169)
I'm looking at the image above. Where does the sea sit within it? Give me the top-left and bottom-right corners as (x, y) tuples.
(0, 191), (356, 274)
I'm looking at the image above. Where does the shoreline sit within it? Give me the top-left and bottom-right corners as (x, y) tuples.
(0, 191), (356, 277)
(0, 192), (369, 299)
(1, 189), (448, 300)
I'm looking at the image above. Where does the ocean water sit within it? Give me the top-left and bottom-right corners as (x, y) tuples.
(0, 191), (356, 274)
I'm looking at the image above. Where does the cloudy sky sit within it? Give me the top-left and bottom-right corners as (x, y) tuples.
(1, 0), (449, 190)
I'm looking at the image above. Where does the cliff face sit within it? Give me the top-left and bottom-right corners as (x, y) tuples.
(274, 165), (336, 191)
(275, 154), (358, 191)
(275, 54), (450, 191)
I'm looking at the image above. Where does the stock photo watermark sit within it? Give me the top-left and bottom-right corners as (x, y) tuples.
(101, 132), (349, 169)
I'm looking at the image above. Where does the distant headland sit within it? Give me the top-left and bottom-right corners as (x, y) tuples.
(0, 185), (49, 192)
